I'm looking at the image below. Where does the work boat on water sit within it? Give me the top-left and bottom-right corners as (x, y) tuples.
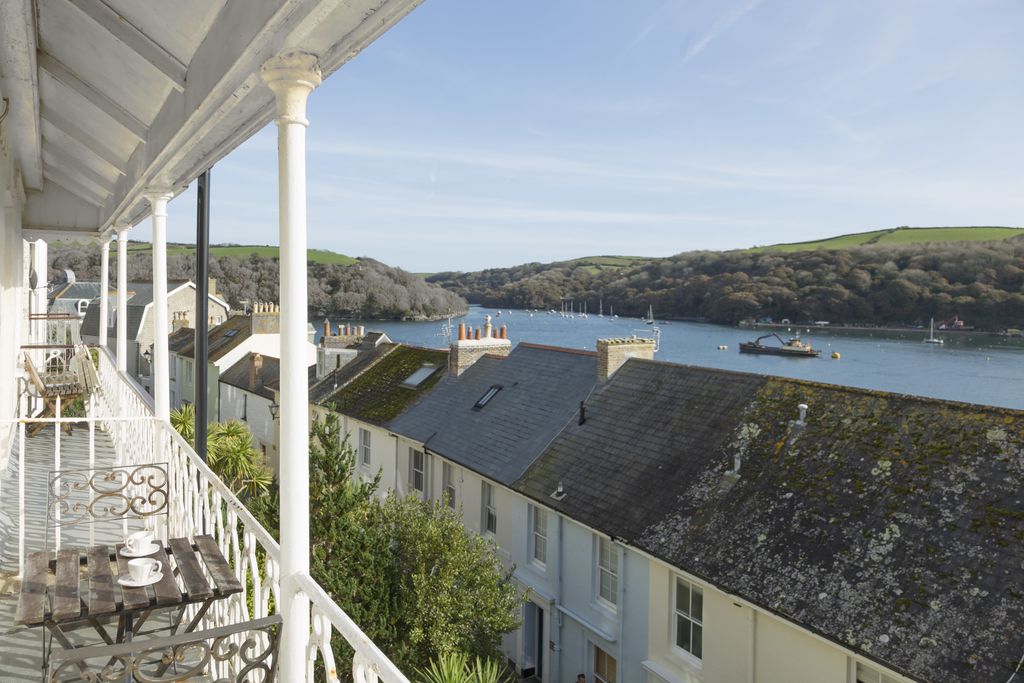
(740, 333), (821, 358)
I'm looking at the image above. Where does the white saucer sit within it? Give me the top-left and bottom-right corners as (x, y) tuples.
(120, 544), (160, 558)
(118, 572), (163, 588)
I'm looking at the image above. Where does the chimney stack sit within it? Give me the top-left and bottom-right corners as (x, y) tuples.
(251, 301), (281, 334)
(596, 336), (656, 382)
(172, 311), (190, 332)
(323, 318), (331, 339)
(208, 277), (217, 297)
(449, 322), (513, 376)
(248, 352), (264, 387)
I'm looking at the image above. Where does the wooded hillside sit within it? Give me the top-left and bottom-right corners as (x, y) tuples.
(428, 237), (1024, 328)
(48, 244), (467, 321)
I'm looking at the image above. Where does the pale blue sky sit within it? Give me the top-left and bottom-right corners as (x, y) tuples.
(152, 0), (1024, 272)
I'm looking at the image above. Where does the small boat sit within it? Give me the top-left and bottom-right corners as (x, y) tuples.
(924, 318), (943, 344)
(739, 333), (820, 358)
(644, 305), (655, 325)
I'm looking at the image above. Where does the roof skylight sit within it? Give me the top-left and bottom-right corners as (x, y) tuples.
(402, 364), (438, 388)
(473, 384), (503, 410)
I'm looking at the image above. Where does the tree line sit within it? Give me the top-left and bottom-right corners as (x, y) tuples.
(48, 244), (467, 321)
(427, 237), (1024, 328)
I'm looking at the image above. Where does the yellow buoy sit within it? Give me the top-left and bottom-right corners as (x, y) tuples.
(831, 351), (841, 359)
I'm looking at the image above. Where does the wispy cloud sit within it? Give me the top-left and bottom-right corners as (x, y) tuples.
(682, 0), (764, 63)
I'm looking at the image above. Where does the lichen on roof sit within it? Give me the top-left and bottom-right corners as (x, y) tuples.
(641, 378), (1024, 682)
(515, 358), (1024, 683)
(324, 345), (448, 425)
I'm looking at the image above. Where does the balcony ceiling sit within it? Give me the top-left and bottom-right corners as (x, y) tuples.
(0, 0), (422, 237)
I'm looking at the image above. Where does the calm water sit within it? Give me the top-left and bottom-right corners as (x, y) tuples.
(317, 307), (1024, 410)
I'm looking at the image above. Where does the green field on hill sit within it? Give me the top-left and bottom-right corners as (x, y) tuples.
(567, 255), (649, 274)
(126, 242), (357, 265)
(752, 226), (1023, 253)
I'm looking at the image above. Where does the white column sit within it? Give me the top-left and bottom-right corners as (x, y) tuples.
(145, 190), (173, 421)
(30, 240), (47, 344)
(261, 51), (321, 682)
(97, 236), (110, 349)
(115, 226), (129, 372)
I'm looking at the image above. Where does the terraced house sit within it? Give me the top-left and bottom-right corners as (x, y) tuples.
(322, 330), (1024, 683)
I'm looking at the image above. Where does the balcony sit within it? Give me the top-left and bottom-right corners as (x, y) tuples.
(0, 346), (409, 682)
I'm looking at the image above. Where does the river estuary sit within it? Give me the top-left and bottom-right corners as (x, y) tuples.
(316, 307), (1024, 410)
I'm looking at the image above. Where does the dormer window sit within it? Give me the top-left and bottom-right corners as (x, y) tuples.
(473, 384), (502, 410)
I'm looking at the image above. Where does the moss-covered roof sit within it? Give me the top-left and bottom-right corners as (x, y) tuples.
(323, 345), (448, 425)
(516, 359), (1024, 683)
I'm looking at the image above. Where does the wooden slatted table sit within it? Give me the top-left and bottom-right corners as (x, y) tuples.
(14, 535), (243, 671)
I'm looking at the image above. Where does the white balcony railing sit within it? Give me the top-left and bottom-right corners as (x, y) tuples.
(8, 347), (410, 682)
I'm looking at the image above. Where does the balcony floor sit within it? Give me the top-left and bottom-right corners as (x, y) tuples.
(0, 425), (145, 681)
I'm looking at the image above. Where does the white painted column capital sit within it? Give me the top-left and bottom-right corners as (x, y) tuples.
(145, 190), (172, 421)
(260, 52), (322, 127)
(143, 189), (174, 212)
(114, 225), (130, 372)
(262, 49), (320, 683)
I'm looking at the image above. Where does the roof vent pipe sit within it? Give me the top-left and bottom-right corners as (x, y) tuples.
(578, 400), (586, 425)
(797, 403), (808, 426)
(551, 481), (567, 501)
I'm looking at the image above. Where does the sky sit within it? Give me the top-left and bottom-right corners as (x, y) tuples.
(147, 0), (1024, 272)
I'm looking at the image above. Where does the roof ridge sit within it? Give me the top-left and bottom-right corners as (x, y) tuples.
(517, 341), (598, 357)
(624, 357), (1024, 415)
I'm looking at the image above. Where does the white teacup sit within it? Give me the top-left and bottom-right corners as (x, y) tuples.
(125, 531), (155, 555)
(127, 558), (162, 583)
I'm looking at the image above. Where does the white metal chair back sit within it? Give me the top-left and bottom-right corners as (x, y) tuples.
(45, 462), (170, 555)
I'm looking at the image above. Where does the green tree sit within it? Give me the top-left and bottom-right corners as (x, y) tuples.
(248, 415), (521, 679)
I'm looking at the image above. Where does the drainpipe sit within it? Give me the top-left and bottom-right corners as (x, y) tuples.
(261, 51), (321, 683)
(556, 514), (564, 683)
(748, 609), (756, 683)
(616, 540), (626, 680)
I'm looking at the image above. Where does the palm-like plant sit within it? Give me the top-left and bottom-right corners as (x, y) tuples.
(170, 403), (195, 446)
(207, 420), (273, 497)
(416, 653), (511, 683)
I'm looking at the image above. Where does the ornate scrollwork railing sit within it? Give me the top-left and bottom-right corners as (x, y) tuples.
(92, 347), (411, 683)
(47, 615), (282, 682)
(47, 463), (168, 529)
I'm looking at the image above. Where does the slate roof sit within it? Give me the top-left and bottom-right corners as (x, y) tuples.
(320, 345), (448, 426)
(389, 343), (598, 485)
(78, 281), (201, 339)
(168, 327), (194, 354)
(174, 315), (252, 362)
(515, 359), (1024, 683)
(308, 343), (397, 405)
(220, 352), (281, 400)
(81, 301), (146, 339)
(49, 282), (108, 302)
